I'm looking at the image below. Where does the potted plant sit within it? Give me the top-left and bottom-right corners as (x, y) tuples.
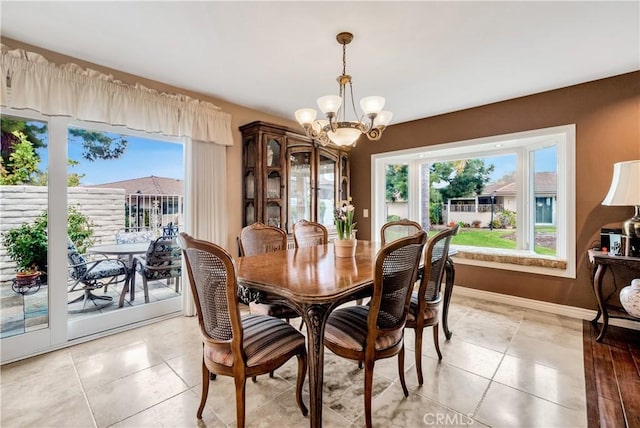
(472, 220), (481, 228)
(2, 207), (94, 284)
(2, 212), (48, 285)
(334, 202), (357, 258)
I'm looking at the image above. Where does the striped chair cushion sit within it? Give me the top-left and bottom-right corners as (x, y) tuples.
(406, 291), (440, 324)
(204, 314), (305, 367)
(324, 305), (403, 352)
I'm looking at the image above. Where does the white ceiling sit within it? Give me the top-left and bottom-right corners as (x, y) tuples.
(1, 1), (639, 125)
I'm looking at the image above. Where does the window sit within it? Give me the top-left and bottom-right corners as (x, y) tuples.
(372, 125), (575, 278)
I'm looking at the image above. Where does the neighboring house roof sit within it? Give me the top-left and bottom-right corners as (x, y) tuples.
(84, 176), (183, 196)
(451, 172), (557, 199)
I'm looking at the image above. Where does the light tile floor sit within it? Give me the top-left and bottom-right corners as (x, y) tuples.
(0, 294), (587, 427)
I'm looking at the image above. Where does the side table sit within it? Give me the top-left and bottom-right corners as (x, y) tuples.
(588, 249), (640, 341)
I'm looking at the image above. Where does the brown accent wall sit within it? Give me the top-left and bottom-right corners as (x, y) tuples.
(1, 38), (300, 250)
(350, 71), (640, 309)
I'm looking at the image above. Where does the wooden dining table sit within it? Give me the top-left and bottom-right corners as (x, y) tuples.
(236, 240), (458, 428)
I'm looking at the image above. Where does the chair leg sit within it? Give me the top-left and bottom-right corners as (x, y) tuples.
(433, 324), (443, 360)
(298, 319), (305, 331)
(142, 276), (150, 303)
(398, 344), (409, 397)
(415, 326), (424, 386)
(295, 352), (309, 416)
(197, 359), (209, 419)
(210, 372), (216, 380)
(364, 360), (375, 428)
(234, 376), (247, 428)
(251, 376), (257, 382)
(118, 276), (130, 308)
(269, 371), (274, 378)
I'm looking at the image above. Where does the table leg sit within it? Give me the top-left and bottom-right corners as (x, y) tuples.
(301, 303), (331, 428)
(593, 264), (609, 342)
(128, 254), (135, 302)
(442, 258), (455, 340)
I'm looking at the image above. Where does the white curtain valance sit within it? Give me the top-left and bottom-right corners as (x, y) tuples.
(0, 44), (233, 146)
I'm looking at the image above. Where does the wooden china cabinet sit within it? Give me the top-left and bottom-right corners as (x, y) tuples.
(240, 121), (350, 234)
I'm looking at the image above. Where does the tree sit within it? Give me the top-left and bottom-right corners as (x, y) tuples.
(385, 164), (408, 202)
(430, 159), (495, 201)
(68, 128), (127, 161)
(1, 118), (127, 186)
(0, 131), (39, 185)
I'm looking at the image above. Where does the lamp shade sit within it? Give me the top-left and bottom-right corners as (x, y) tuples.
(602, 160), (640, 206)
(317, 95), (342, 114)
(360, 96), (385, 116)
(328, 127), (362, 146)
(295, 108), (317, 125)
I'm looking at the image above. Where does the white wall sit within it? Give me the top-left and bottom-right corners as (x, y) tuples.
(0, 186), (125, 283)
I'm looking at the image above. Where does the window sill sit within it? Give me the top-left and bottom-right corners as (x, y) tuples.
(451, 245), (573, 278)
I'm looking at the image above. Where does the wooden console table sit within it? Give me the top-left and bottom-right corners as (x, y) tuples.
(588, 249), (640, 341)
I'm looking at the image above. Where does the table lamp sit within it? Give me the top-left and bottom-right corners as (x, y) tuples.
(602, 160), (640, 256)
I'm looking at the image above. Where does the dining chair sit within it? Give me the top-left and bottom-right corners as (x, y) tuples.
(67, 237), (128, 312)
(292, 219), (328, 248)
(380, 219), (423, 245)
(128, 236), (182, 307)
(323, 231), (427, 428)
(238, 223), (299, 322)
(406, 225), (458, 385)
(178, 233), (308, 427)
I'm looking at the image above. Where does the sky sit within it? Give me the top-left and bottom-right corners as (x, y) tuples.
(37, 132), (184, 185)
(484, 146), (557, 182)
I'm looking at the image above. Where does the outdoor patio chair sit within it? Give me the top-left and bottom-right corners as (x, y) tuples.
(67, 238), (128, 313)
(115, 229), (155, 244)
(323, 231), (427, 428)
(130, 236), (182, 306)
(178, 233), (308, 426)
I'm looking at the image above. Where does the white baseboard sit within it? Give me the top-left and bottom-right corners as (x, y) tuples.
(453, 286), (640, 332)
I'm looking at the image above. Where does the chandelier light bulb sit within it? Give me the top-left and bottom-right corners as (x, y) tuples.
(317, 95), (342, 114)
(328, 127), (362, 146)
(295, 108), (317, 125)
(374, 110), (393, 127)
(360, 96), (385, 116)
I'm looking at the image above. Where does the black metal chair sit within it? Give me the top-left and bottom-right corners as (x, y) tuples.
(67, 238), (128, 312)
(129, 236), (182, 306)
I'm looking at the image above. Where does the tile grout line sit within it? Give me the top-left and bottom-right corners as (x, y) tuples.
(70, 349), (99, 428)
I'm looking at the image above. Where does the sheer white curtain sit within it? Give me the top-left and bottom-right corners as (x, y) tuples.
(1, 43), (234, 316)
(182, 139), (228, 315)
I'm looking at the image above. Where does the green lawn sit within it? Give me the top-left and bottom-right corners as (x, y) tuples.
(430, 227), (557, 256)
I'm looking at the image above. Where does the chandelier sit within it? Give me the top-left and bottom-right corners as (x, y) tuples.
(295, 32), (392, 147)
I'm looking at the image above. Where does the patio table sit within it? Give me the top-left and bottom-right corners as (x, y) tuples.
(87, 242), (150, 304)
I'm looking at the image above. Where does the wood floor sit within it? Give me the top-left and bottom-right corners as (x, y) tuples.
(583, 320), (640, 428)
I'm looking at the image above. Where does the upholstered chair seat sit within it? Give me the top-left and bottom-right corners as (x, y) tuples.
(179, 233), (308, 427)
(322, 232), (427, 428)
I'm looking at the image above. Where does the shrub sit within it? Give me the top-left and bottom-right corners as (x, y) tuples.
(2, 207), (94, 274)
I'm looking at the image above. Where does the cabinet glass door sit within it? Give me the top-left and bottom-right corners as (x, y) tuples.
(317, 153), (337, 227)
(288, 150), (312, 232)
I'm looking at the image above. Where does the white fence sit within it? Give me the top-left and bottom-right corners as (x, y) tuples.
(0, 186), (125, 284)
